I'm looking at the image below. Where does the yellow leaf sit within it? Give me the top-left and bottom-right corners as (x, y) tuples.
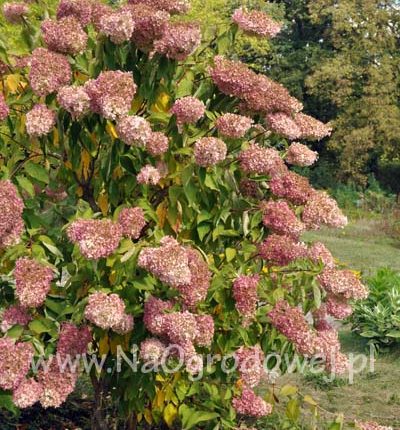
(53, 128), (59, 147)
(156, 374), (166, 382)
(280, 384), (298, 397)
(5, 74), (23, 94)
(76, 186), (83, 197)
(151, 92), (170, 113)
(97, 192), (109, 216)
(213, 304), (222, 315)
(64, 160), (72, 170)
(106, 121), (118, 139)
(156, 200), (168, 229)
(131, 95), (144, 113)
(80, 149), (91, 181)
(19, 114), (26, 134)
(144, 408), (153, 425)
(163, 403), (177, 428)
(74, 71), (89, 82)
(99, 335), (110, 356)
(112, 166), (123, 179)
(153, 388), (166, 409)
(136, 412), (143, 423)
(303, 394), (318, 406)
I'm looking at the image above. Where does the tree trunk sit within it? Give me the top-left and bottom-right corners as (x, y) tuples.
(90, 373), (108, 430)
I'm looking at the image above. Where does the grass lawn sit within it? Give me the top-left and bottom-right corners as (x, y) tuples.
(292, 216), (400, 427)
(302, 218), (400, 275)
(280, 329), (400, 428)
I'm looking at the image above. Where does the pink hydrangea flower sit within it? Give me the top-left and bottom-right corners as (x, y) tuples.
(143, 296), (173, 336)
(84, 291), (127, 330)
(238, 143), (286, 176)
(41, 16), (88, 55)
(194, 314), (214, 347)
(326, 294), (353, 320)
(118, 207), (146, 240)
(57, 322), (91, 359)
(26, 104), (56, 137)
(216, 113), (253, 138)
(286, 142), (318, 167)
(232, 7), (282, 38)
(163, 311), (199, 345)
(139, 338), (167, 365)
(302, 191), (348, 229)
(266, 112), (302, 140)
(113, 313), (134, 335)
(232, 388), (272, 417)
(137, 164), (163, 185)
(14, 258), (54, 308)
(29, 48), (71, 96)
(268, 300), (317, 356)
(1, 305), (31, 332)
(355, 421), (393, 430)
(123, 4), (169, 51)
(232, 275), (259, 325)
(128, 0), (190, 14)
(170, 96), (205, 130)
(175, 248), (211, 309)
(318, 269), (368, 300)
(146, 131), (169, 156)
(56, 0), (92, 26)
(0, 180), (24, 248)
(269, 171), (314, 205)
(84, 71), (137, 119)
(91, 3), (112, 30)
(308, 242), (335, 268)
(235, 345), (265, 388)
(0, 338), (34, 390)
(194, 137), (227, 167)
(116, 115), (152, 146)
(2, 2), (29, 24)
(259, 234), (308, 266)
(210, 56), (258, 99)
(154, 22), (201, 61)
(294, 112), (332, 141)
(57, 85), (90, 119)
(67, 219), (122, 259)
(138, 236), (191, 287)
(244, 75), (303, 115)
(315, 328), (349, 375)
(210, 56), (302, 115)
(262, 200), (305, 238)
(0, 93), (9, 121)
(98, 9), (135, 44)
(38, 361), (77, 408)
(13, 378), (43, 409)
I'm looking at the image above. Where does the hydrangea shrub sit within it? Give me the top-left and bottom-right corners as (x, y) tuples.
(0, 1), (388, 429)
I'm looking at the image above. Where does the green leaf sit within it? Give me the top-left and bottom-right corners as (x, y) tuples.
(29, 319), (53, 334)
(6, 324), (24, 339)
(24, 162), (49, 184)
(286, 398), (300, 421)
(225, 248), (236, 262)
(197, 223), (210, 241)
(179, 405), (219, 430)
(386, 330), (400, 338)
(313, 284), (322, 308)
(0, 392), (18, 414)
(360, 330), (380, 338)
(204, 174), (218, 191)
(16, 176), (35, 197)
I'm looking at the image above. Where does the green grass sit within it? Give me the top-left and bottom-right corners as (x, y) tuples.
(281, 329), (400, 428)
(302, 218), (400, 275)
